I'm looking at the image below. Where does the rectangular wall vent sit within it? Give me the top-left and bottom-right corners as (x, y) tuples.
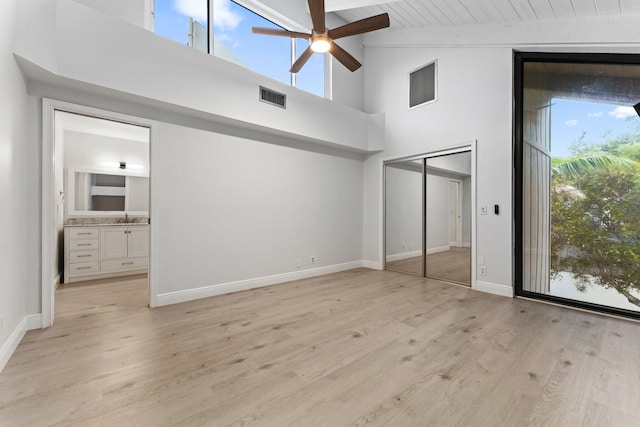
(259, 86), (286, 109)
(409, 60), (437, 109)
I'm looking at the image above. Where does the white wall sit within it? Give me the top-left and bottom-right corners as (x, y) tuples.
(155, 122), (363, 299)
(362, 47), (512, 291)
(74, 0), (149, 28)
(0, 0), (38, 371)
(63, 131), (150, 172)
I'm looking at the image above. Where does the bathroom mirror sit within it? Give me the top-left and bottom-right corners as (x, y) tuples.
(66, 169), (149, 216)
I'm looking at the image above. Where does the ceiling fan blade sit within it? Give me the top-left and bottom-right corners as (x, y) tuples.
(252, 27), (311, 39)
(308, 0), (326, 33)
(330, 42), (361, 72)
(328, 13), (390, 40)
(291, 46), (315, 73)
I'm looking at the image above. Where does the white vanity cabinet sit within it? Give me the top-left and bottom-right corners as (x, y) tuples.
(64, 225), (149, 283)
(99, 226), (149, 273)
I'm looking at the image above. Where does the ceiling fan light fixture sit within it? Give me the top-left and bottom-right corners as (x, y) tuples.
(252, 0), (389, 72)
(310, 37), (331, 53)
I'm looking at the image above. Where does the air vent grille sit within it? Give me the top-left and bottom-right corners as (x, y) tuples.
(409, 61), (437, 109)
(259, 86), (286, 109)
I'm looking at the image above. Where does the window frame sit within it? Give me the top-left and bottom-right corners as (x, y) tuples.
(513, 50), (640, 320)
(211, 0), (327, 96)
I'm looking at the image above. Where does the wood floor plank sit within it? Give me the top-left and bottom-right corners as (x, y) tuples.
(0, 269), (639, 426)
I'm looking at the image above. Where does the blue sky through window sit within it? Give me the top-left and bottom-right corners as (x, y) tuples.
(550, 98), (640, 158)
(153, 0), (324, 96)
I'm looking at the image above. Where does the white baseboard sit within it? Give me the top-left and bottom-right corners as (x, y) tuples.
(386, 250), (422, 263)
(451, 242), (472, 248)
(26, 314), (42, 331)
(0, 313), (43, 373)
(475, 280), (513, 298)
(362, 260), (383, 270)
(426, 245), (450, 255)
(156, 261), (364, 306)
(0, 317), (27, 373)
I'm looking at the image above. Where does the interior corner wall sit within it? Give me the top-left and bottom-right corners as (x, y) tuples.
(0, 0), (39, 366)
(363, 47), (513, 289)
(155, 122), (364, 298)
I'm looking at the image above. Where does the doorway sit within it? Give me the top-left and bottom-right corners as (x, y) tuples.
(42, 99), (158, 328)
(384, 147), (475, 287)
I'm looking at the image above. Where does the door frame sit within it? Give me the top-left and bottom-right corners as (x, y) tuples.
(41, 98), (159, 328)
(381, 141), (476, 289)
(514, 51), (640, 319)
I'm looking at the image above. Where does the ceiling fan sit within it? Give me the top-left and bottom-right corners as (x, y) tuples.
(251, 0), (390, 73)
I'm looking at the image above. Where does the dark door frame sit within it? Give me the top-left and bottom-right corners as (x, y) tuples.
(514, 51), (640, 319)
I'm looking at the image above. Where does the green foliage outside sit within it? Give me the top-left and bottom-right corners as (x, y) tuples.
(551, 126), (640, 309)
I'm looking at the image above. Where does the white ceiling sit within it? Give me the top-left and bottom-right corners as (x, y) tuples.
(56, 111), (150, 143)
(333, 0), (640, 29)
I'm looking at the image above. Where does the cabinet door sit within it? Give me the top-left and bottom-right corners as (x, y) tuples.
(128, 227), (149, 258)
(100, 227), (128, 259)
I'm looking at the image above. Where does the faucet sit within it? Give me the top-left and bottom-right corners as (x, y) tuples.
(125, 213), (129, 223)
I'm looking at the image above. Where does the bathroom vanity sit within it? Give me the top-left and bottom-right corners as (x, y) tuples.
(62, 167), (150, 283)
(64, 222), (149, 283)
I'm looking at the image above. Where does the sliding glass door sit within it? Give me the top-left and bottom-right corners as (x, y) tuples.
(516, 52), (640, 317)
(385, 150), (472, 286)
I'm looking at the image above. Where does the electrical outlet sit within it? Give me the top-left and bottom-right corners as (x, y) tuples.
(479, 265), (487, 276)
(402, 244), (405, 251)
(310, 256), (316, 264)
(0, 314), (4, 333)
(296, 258), (300, 269)
(480, 206), (487, 215)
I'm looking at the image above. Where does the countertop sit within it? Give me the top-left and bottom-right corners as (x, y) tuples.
(64, 217), (149, 227)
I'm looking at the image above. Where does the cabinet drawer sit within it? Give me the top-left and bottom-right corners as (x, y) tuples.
(69, 262), (99, 276)
(69, 228), (99, 239)
(101, 257), (148, 273)
(69, 251), (98, 263)
(70, 240), (99, 250)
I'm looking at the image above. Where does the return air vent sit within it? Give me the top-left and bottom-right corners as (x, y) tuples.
(259, 86), (286, 109)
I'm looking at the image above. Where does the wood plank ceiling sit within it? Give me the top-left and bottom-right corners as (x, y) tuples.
(334, 0), (640, 28)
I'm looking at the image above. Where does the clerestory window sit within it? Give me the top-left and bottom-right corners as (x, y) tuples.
(152, 0), (325, 98)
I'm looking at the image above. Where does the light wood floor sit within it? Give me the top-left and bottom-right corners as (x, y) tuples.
(1, 269), (639, 426)
(387, 247), (471, 284)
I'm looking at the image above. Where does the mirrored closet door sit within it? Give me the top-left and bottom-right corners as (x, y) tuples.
(385, 150), (472, 286)
(384, 159), (424, 276)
